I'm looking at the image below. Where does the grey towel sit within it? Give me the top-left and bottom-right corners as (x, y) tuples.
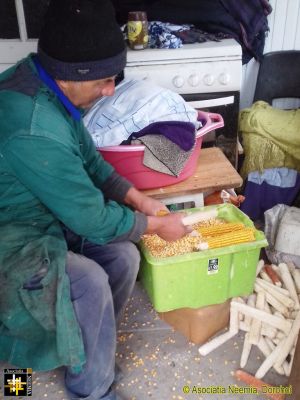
(132, 134), (195, 177)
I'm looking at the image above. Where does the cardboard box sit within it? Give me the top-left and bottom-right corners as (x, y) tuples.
(158, 299), (231, 344)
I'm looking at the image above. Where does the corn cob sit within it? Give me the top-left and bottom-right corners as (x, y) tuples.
(197, 228), (255, 250)
(196, 222), (245, 238)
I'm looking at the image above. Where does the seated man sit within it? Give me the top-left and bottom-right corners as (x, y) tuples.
(0, 1), (191, 399)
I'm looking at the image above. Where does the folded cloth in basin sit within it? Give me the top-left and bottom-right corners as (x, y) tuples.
(128, 120), (196, 151)
(132, 134), (194, 176)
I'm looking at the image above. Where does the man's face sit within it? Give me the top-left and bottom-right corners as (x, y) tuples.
(56, 76), (116, 109)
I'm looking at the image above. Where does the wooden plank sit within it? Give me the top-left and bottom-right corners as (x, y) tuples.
(287, 335), (300, 399)
(142, 147), (243, 200)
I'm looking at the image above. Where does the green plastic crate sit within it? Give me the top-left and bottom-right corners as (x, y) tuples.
(139, 204), (268, 312)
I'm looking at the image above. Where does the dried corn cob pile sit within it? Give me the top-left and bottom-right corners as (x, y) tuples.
(199, 260), (300, 380)
(142, 218), (256, 258)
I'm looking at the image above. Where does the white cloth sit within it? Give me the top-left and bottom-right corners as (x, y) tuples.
(264, 204), (300, 267)
(83, 78), (200, 148)
(248, 168), (298, 188)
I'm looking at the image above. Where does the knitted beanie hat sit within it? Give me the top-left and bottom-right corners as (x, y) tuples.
(37, 0), (126, 81)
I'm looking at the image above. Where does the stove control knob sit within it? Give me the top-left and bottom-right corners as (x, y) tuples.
(219, 73), (230, 85)
(203, 74), (215, 86)
(188, 74), (199, 87)
(173, 75), (185, 88)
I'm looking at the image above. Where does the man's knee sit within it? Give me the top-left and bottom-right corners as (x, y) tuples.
(114, 242), (140, 276)
(66, 252), (110, 300)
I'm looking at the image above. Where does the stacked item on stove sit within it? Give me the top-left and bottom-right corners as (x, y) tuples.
(112, 0), (272, 63)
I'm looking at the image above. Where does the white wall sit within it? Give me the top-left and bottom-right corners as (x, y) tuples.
(241, 0), (300, 109)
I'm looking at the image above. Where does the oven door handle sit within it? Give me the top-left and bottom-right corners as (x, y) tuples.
(187, 95), (235, 109)
(196, 111), (224, 138)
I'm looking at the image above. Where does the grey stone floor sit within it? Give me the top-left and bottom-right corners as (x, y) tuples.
(0, 282), (289, 400)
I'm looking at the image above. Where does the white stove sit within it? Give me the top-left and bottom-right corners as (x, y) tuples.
(125, 38), (242, 95)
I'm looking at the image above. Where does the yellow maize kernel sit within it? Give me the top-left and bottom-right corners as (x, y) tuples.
(141, 234), (200, 258)
(193, 218), (225, 229)
(203, 228), (255, 249)
(156, 210), (170, 217)
(196, 222), (245, 237)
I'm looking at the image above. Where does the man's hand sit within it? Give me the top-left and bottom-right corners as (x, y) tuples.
(124, 187), (168, 216)
(146, 213), (193, 242)
(136, 195), (169, 216)
(124, 187), (192, 241)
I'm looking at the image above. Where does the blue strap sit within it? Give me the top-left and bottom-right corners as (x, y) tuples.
(33, 56), (81, 121)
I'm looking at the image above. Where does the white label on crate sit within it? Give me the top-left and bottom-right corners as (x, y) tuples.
(208, 258), (219, 275)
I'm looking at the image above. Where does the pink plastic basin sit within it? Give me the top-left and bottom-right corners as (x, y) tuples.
(98, 110), (224, 190)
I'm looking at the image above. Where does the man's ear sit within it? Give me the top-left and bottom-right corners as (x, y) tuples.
(55, 79), (69, 91)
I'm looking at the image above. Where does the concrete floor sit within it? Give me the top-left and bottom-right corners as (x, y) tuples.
(0, 282), (288, 400)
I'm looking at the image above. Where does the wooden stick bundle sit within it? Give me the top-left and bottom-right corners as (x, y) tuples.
(198, 260), (300, 379)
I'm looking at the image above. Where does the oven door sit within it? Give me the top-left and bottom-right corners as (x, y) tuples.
(183, 91), (240, 167)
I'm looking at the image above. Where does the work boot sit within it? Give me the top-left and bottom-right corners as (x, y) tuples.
(100, 387), (127, 400)
(114, 364), (124, 383)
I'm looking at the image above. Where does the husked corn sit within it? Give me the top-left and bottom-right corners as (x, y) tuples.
(142, 218), (256, 258)
(199, 228), (255, 250)
(196, 222), (245, 237)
